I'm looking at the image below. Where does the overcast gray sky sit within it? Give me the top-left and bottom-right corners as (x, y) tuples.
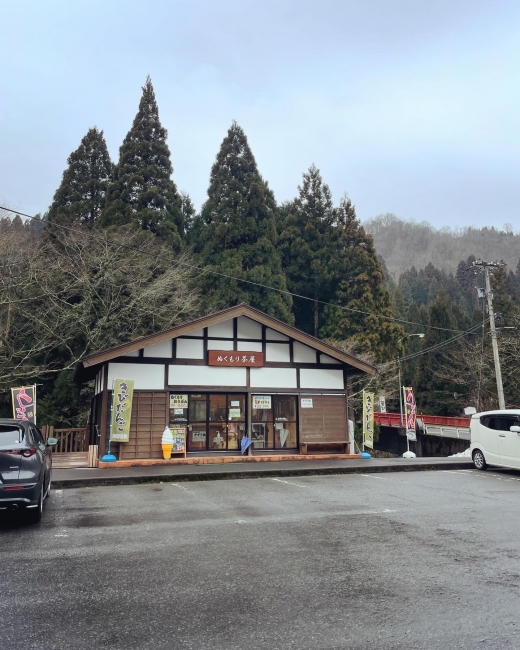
(1, 0), (519, 229)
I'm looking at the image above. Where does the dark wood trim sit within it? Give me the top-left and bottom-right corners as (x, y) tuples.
(106, 357), (170, 365)
(172, 338), (176, 360)
(233, 317), (237, 350)
(81, 303), (376, 374)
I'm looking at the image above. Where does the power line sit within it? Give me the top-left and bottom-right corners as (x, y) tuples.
(0, 205), (466, 334)
(400, 320), (488, 363)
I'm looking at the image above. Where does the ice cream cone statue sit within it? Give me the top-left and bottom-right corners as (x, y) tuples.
(162, 426), (174, 459)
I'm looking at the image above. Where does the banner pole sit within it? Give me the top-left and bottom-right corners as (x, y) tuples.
(101, 380), (117, 462)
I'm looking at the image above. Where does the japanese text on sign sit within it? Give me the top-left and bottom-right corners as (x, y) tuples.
(208, 351), (264, 367)
(110, 379), (134, 442)
(253, 395), (271, 409)
(11, 386), (36, 424)
(170, 394), (188, 409)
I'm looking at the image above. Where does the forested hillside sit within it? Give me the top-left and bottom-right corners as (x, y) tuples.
(365, 213), (520, 280)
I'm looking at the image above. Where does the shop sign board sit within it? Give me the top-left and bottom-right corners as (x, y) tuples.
(170, 394), (188, 409)
(252, 395), (271, 409)
(110, 379), (134, 442)
(208, 351), (264, 367)
(11, 385), (36, 424)
(300, 398), (313, 408)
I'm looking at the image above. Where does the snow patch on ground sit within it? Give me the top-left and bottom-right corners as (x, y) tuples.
(449, 448), (471, 457)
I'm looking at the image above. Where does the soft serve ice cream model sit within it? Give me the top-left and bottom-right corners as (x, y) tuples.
(162, 426), (174, 459)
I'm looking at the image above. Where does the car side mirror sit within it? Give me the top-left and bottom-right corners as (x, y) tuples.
(46, 437), (58, 446)
(510, 426), (520, 434)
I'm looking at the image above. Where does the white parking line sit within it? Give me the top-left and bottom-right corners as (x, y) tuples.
(170, 483), (195, 495)
(271, 478), (307, 488)
(442, 470), (520, 482)
(361, 475), (410, 484)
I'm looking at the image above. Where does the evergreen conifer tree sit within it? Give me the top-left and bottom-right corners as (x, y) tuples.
(99, 77), (183, 249)
(278, 165), (336, 336)
(320, 195), (404, 361)
(196, 122), (293, 322)
(47, 127), (112, 230)
(415, 292), (466, 416)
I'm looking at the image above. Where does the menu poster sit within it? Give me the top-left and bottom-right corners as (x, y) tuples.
(171, 427), (186, 452)
(253, 395), (271, 409)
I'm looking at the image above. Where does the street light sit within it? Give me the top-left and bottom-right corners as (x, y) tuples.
(397, 333), (425, 458)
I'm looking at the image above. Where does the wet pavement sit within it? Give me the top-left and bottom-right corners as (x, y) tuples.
(2, 467), (520, 649)
(52, 457), (473, 488)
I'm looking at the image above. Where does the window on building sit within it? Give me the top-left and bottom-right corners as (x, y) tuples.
(252, 395), (297, 449)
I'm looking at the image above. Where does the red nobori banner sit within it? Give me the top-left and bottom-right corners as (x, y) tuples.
(208, 351), (264, 367)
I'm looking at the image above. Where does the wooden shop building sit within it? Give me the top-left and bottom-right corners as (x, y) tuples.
(77, 304), (375, 462)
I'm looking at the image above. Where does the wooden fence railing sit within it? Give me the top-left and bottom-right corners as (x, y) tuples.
(44, 426), (90, 453)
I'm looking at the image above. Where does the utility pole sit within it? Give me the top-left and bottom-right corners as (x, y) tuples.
(470, 260), (506, 410)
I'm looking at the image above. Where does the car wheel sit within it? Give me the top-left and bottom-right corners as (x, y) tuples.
(27, 488), (43, 524)
(473, 449), (487, 471)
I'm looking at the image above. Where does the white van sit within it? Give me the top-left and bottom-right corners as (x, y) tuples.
(470, 409), (520, 470)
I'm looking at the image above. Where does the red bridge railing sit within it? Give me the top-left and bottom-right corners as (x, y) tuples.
(374, 413), (470, 428)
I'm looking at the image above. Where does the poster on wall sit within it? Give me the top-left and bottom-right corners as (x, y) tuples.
(110, 379), (134, 442)
(403, 387), (417, 441)
(301, 398), (313, 408)
(192, 430), (206, 443)
(11, 385), (36, 424)
(253, 395), (271, 409)
(228, 408), (241, 419)
(362, 391), (374, 450)
(170, 394), (188, 409)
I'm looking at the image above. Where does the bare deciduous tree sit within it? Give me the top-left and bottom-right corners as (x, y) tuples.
(0, 224), (201, 389)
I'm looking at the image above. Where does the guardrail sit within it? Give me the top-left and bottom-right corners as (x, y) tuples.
(374, 413), (471, 428)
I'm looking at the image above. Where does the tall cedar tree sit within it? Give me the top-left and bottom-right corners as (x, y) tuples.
(47, 127), (112, 230)
(320, 196), (405, 362)
(278, 165), (336, 336)
(414, 292), (466, 416)
(99, 77), (183, 249)
(197, 122), (293, 322)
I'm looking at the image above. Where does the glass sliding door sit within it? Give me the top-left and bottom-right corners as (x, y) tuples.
(182, 393), (247, 452)
(187, 394), (207, 451)
(252, 395), (298, 450)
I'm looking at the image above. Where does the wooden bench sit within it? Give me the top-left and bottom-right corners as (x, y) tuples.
(300, 442), (350, 455)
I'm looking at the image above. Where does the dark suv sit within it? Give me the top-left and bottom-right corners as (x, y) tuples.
(0, 419), (57, 522)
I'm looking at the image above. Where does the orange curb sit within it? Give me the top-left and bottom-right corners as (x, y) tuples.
(98, 453), (361, 469)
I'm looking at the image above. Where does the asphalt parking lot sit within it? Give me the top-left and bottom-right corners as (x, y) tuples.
(2, 468), (520, 650)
